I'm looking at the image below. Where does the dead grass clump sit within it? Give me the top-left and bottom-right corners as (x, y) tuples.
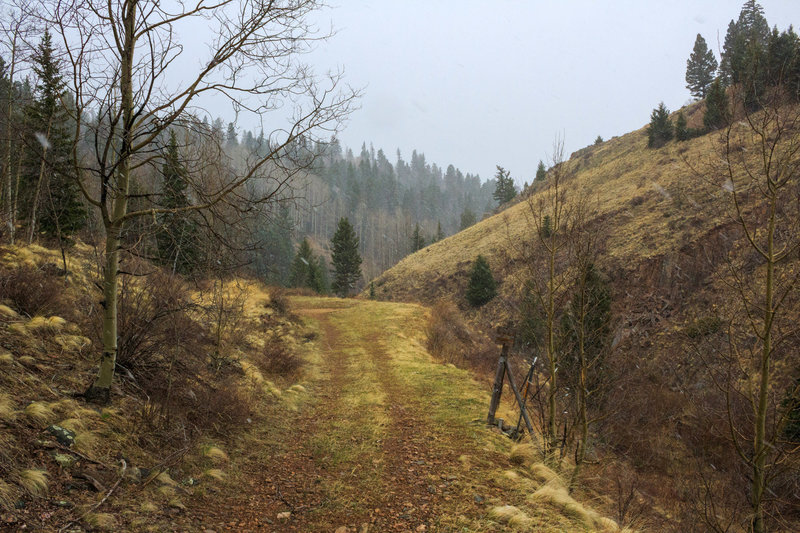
(489, 505), (533, 529)
(509, 441), (538, 467)
(0, 264), (69, 318)
(530, 484), (597, 527)
(203, 468), (226, 481)
(425, 299), (496, 372)
(0, 479), (18, 509)
(0, 393), (16, 422)
(201, 445), (229, 463)
(84, 512), (116, 531)
(529, 462), (561, 486)
(0, 350), (13, 365)
(24, 402), (57, 426)
(17, 469), (49, 497)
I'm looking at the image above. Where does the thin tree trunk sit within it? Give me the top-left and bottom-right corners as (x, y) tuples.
(751, 197), (775, 533)
(85, 0), (136, 403)
(3, 33), (18, 242)
(28, 120), (53, 243)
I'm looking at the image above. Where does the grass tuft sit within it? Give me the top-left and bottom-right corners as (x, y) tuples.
(140, 501), (158, 513)
(203, 468), (226, 481)
(0, 350), (13, 366)
(156, 471), (177, 486)
(529, 484), (596, 527)
(73, 430), (100, 454)
(202, 445), (229, 463)
(0, 393), (16, 422)
(0, 479), (18, 509)
(156, 485), (176, 499)
(84, 512), (117, 530)
(529, 462), (561, 486)
(489, 505), (532, 529)
(24, 402), (57, 426)
(18, 469), (49, 497)
(58, 418), (86, 432)
(0, 304), (18, 318)
(509, 441), (537, 466)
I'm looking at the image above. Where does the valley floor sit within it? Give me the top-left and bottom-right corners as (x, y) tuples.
(162, 297), (597, 532)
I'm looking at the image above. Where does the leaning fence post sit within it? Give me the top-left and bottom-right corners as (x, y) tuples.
(487, 343), (508, 426)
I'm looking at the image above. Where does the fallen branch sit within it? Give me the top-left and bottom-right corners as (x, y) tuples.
(58, 459), (126, 533)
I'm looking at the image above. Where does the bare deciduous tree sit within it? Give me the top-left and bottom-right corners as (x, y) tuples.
(34, 0), (356, 403)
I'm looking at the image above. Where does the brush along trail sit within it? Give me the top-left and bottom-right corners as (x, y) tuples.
(172, 297), (584, 532)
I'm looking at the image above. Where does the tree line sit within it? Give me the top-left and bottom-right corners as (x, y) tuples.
(647, 0), (800, 149)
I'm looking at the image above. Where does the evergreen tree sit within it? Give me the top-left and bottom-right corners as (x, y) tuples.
(411, 223), (425, 252)
(674, 111), (689, 141)
(704, 79), (729, 131)
(594, 135), (603, 145)
(460, 207), (477, 230)
(465, 255), (497, 307)
(535, 160), (547, 182)
(493, 165), (517, 205)
(24, 29), (85, 240)
(685, 34), (718, 98)
(330, 217), (362, 297)
(369, 281), (376, 300)
(156, 130), (200, 274)
(646, 102), (673, 148)
(226, 122), (238, 147)
(289, 238), (316, 290)
(435, 220), (445, 242)
(251, 205), (294, 285)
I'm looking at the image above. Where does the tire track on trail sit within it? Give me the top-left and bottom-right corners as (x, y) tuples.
(175, 300), (488, 532)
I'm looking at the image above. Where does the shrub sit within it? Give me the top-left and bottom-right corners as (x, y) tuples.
(0, 264), (68, 317)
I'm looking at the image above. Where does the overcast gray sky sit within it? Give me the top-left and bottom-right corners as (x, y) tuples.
(304, 1), (798, 184)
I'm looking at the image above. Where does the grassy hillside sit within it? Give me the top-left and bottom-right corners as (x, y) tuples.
(370, 102), (720, 308)
(366, 100), (800, 531)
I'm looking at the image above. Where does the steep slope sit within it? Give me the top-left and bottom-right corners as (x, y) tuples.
(370, 103), (718, 310)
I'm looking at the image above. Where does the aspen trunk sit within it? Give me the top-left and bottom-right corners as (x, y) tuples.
(85, 0), (136, 403)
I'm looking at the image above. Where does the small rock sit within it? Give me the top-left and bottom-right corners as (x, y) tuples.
(473, 494), (484, 504)
(416, 526), (427, 532)
(277, 511), (291, 521)
(52, 500), (74, 509)
(426, 485), (436, 494)
(51, 453), (76, 469)
(45, 425), (76, 447)
(334, 527), (348, 533)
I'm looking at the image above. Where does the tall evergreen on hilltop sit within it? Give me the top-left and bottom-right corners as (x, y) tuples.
(535, 160), (547, 182)
(646, 102), (673, 148)
(156, 130), (200, 274)
(330, 217), (362, 297)
(719, 1), (770, 89)
(23, 29), (85, 241)
(685, 34), (718, 98)
(493, 166), (516, 205)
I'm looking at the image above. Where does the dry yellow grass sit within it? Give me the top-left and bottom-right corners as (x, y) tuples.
(0, 350), (13, 365)
(203, 468), (226, 481)
(23, 402), (57, 426)
(509, 441), (538, 467)
(201, 445), (229, 463)
(0, 304), (18, 318)
(17, 469), (49, 497)
(369, 118), (728, 308)
(84, 512), (117, 530)
(0, 393), (16, 422)
(0, 479), (17, 509)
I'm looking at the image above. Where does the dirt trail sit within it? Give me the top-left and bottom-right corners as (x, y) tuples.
(175, 299), (513, 532)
